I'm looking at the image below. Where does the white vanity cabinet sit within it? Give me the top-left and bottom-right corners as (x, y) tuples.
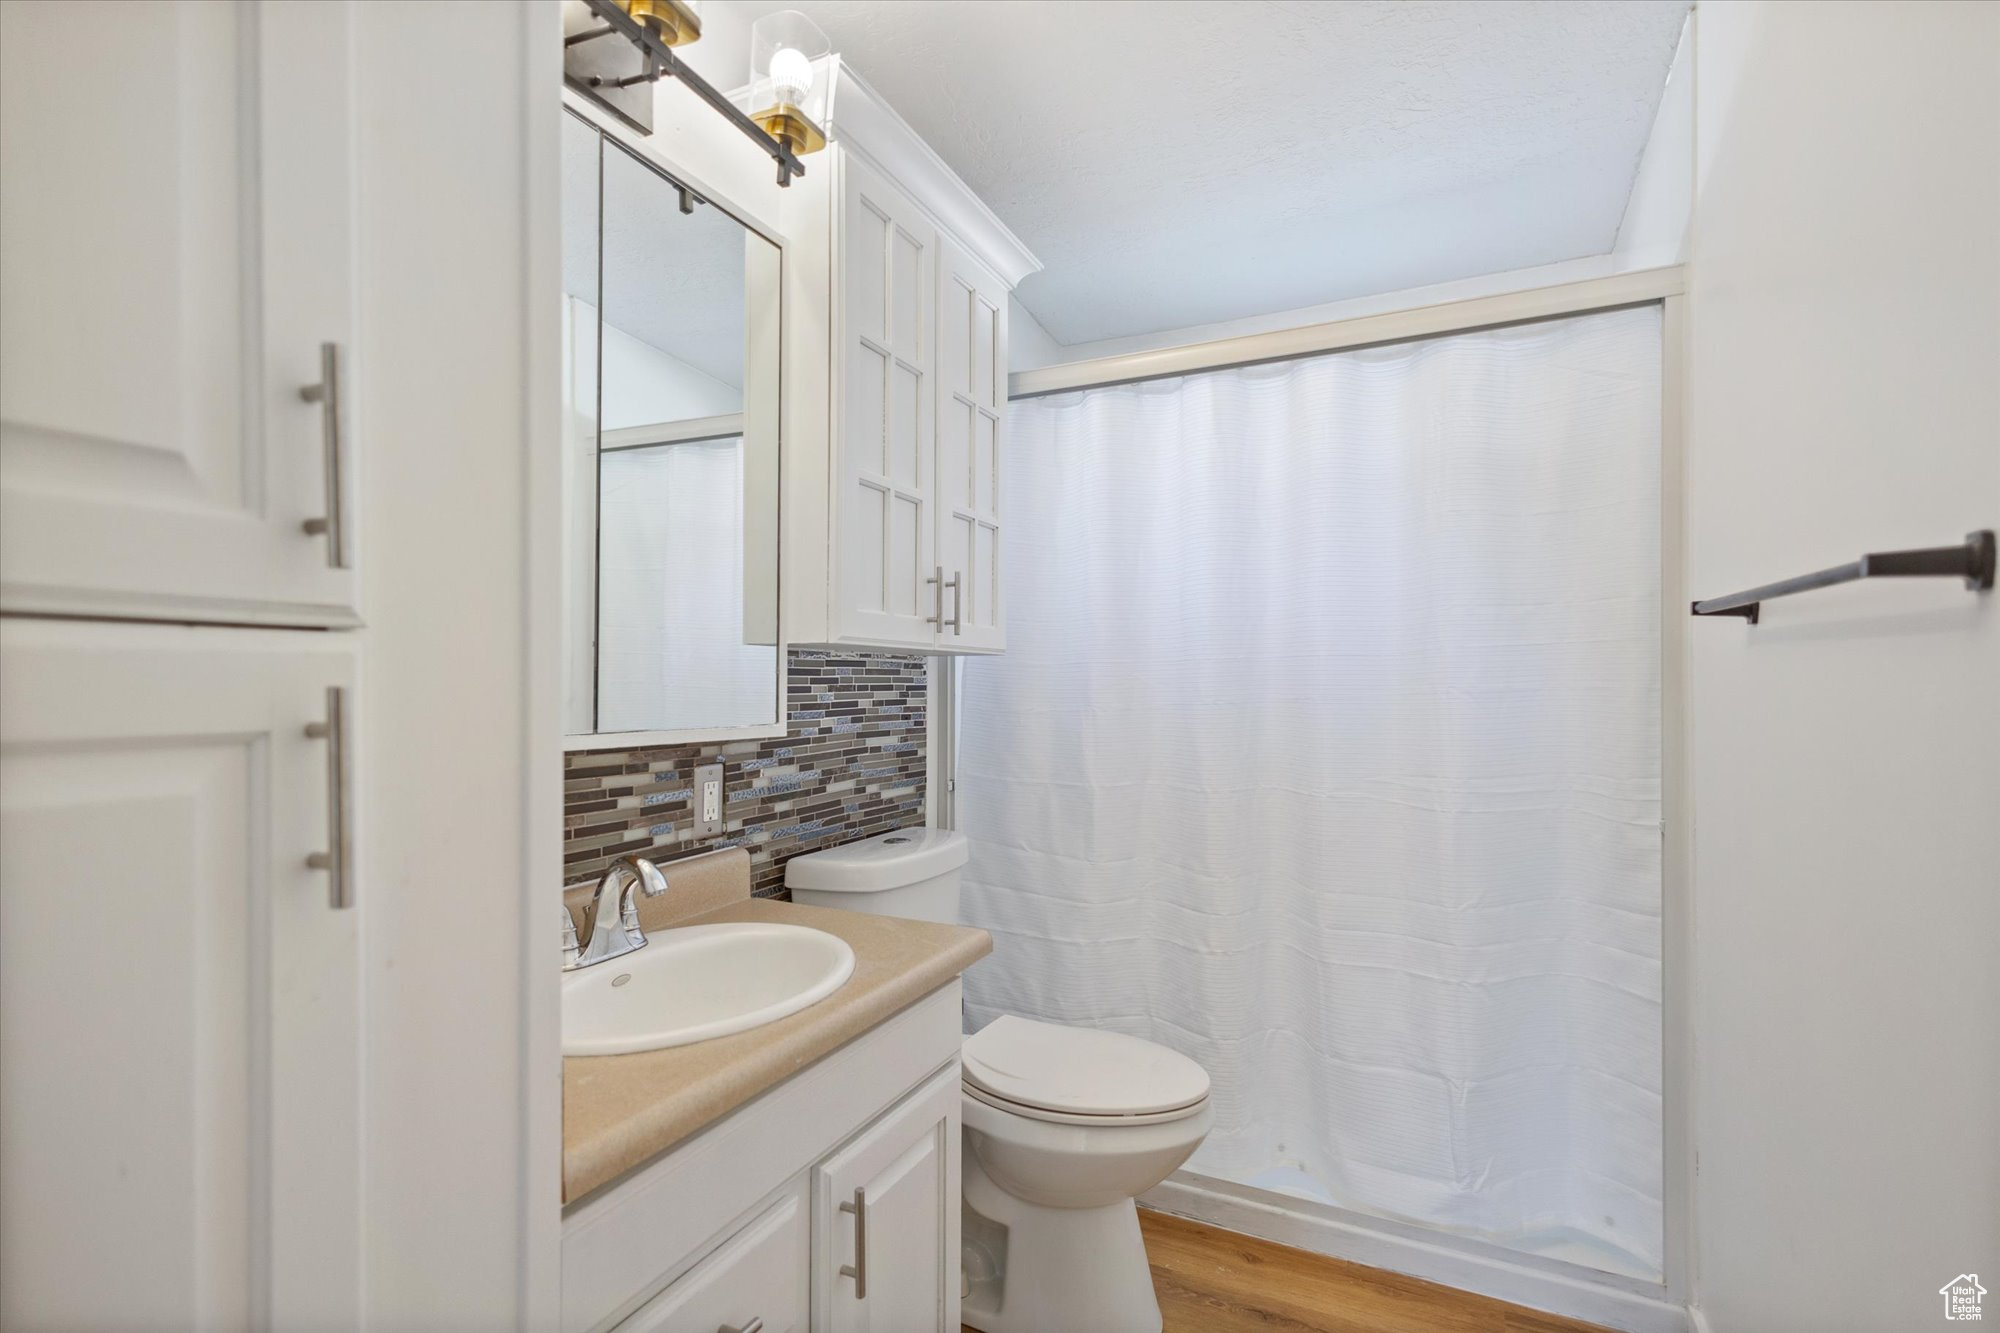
(616, 1180), (810, 1333)
(781, 62), (1039, 655)
(0, 0), (362, 627)
(815, 1066), (961, 1332)
(562, 983), (964, 1333)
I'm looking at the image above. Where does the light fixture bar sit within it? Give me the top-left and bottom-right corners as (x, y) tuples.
(570, 0), (806, 187)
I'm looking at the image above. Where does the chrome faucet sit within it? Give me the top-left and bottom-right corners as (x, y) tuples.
(562, 856), (669, 971)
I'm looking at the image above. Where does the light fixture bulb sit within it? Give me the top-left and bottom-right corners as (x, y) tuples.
(768, 46), (813, 107)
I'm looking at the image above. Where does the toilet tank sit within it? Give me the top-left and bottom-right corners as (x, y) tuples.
(785, 827), (967, 923)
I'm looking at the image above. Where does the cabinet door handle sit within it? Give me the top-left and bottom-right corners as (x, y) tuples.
(925, 566), (945, 628)
(299, 341), (349, 569)
(838, 1186), (867, 1298)
(948, 571), (963, 635)
(304, 685), (354, 909)
(719, 1321), (763, 1333)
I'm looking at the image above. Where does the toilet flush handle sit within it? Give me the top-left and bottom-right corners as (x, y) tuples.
(839, 1187), (868, 1298)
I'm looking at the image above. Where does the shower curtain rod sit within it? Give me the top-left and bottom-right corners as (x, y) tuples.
(1007, 265), (1686, 400)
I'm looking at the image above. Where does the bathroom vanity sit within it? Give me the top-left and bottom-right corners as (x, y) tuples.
(559, 852), (990, 1333)
(553, 31), (1016, 1333)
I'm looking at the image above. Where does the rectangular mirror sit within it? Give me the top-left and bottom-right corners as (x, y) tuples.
(562, 110), (783, 743)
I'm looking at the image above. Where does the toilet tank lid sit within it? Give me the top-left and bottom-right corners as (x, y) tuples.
(784, 827), (968, 892)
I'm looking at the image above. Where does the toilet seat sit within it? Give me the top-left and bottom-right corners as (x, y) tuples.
(962, 1080), (1209, 1127)
(961, 1015), (1211, 1123)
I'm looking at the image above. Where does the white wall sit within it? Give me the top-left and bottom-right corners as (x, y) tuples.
(355, 1), (559, 1323)
(1007, 294), (1063, 373)
(597, 309), (741, 429)
(1685, 4), (2000, 1331)
(1614, 13), (1692, 267)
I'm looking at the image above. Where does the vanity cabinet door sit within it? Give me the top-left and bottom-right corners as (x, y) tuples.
(0, 619), (362, 1331)
(815, 1062), (962, 1333)
(0, 0), (361, 626)
(831, 148), (941, 650)
(934, 234), (1008, 653)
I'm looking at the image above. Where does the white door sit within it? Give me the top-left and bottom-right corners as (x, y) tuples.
(0, 0), (360, 627)
(815, 1064), (961, 1332)
(0, 618), (362, 1331)
(934, 235), (1007, 653)
(835, 148), (939, 648)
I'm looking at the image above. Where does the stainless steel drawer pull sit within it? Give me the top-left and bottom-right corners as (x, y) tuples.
(838, 1186), (867, 1298)
(718, 1320), (763, 1333)
(299, 341), (349, 569)
(304, 685), (354, 909)
(925, 566), (945, 628)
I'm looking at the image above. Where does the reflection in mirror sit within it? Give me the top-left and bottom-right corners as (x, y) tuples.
(562, 111), (782, 739)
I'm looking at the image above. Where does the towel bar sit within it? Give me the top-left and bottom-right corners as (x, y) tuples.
(1691, 530), (1994, 624)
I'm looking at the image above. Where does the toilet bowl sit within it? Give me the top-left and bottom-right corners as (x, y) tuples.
(788, 830), (1214, 1333)
(957, 1015), (1211, 1333)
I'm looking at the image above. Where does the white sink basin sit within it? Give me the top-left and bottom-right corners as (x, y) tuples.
(562, 921), (856, 1056)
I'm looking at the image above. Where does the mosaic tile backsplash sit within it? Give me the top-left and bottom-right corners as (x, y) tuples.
(563, 650), (928, 898)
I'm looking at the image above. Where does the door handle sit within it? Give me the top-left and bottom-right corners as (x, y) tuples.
(299, 341), (349, 569)
(926, 566), (945, 629)
(718, 1320), (764, 1333)
(948, 571), (963, 635)
(304, 685), (354, 909)
(838, 1186), (867, 1298)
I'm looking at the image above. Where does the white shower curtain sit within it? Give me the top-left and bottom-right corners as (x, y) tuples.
(958, 307), (1663, 1277)
(597, 437), (774, 731)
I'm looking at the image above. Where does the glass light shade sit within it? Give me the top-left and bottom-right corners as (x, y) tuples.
(747, 10), (831, 154)
(625, 0), (702, 46)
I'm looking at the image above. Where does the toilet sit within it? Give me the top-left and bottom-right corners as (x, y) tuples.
(787, 828), (1212, 1333)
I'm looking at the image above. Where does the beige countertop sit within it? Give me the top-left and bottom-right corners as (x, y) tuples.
(561, 863), (990, 1206)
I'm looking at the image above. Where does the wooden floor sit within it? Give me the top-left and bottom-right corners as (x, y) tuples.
(968, 1209), (1613, 1333)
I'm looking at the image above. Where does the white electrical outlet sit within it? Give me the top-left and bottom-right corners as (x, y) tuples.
(693, 762), (724, 837)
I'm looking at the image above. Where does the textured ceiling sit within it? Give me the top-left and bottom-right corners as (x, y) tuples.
(704, 0), (1690, 345)
(562, 112), (768, 387)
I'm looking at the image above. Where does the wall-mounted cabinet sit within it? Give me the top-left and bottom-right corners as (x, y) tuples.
(781, 61), (1038, 656)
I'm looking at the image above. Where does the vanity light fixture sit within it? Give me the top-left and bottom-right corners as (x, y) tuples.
(624, 0), (701, 47)
(564, 0), (805, 186)
(746, 11), (832, 158)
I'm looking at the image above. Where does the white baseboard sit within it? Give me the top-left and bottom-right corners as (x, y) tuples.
(1140, 1172), (1689, 1333)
